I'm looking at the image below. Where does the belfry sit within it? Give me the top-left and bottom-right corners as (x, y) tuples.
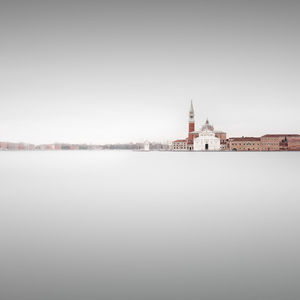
(187, 100), (195, 150)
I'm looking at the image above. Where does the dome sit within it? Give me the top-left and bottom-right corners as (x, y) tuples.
(201, 119), (214, 131)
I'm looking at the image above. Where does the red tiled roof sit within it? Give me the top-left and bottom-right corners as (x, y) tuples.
(173, 139), (187, 143)
(262, 134), (300, 138)
(229, 137), (260, 142)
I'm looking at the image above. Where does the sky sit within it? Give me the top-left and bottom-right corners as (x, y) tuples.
(0, 0), (299, 144)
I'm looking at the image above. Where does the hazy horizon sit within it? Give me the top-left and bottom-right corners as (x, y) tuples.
(1, 0), (300, 144)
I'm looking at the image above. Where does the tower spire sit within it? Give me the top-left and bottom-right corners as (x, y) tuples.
(189, 100), (194, 122)
(188, 100), (195, 145)
(190, 100), (194, 114)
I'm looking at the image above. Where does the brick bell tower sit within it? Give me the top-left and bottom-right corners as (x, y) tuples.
(188, 100), (195, 142)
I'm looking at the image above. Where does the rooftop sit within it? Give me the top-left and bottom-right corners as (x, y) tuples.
(201, 119), (214, 132)
(173, 139), (187, 143)
(262, 134), (300, 138)
(229, 137), (261, 142)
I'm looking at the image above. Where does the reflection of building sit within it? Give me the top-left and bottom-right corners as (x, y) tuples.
(194, 119), (220, 151)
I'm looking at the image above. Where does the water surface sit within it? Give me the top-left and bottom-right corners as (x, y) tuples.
(0, 151), (299, 300)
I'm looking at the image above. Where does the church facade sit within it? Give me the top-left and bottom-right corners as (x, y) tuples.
(193, 120), (221, 151)
(172, 101), (225, 151)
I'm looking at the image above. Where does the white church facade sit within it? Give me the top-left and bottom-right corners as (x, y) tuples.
(193, 119), (221, 151)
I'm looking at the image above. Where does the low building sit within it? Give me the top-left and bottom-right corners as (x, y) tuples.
(18, 143), (27, 150)
(54, 143), (62, 150)
(229, 137), (261, 151)
(220, 141), (227, 151)
(0, 142), (8, 150)
(70, 144), (79, 150)
(261, 135), (281, 151)
(7, 143), (19, 150)
(36, 144), (55, 150)
(215, 131), (227, 150)
(144, 141), (150, 151)
(214, 131), (227, 144)
(172, 140), (188, 151)
(286, 136), (300, 151)
(261, 134), (300, 151)
(187, 140), (194, 151)
(79, 144), (89, 150)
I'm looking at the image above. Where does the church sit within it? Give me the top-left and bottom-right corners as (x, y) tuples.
(172, 101), (226, 151)
(193, 119), (221, 151)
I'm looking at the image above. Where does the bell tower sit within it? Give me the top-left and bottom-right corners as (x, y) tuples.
(188, 100), (195, 141)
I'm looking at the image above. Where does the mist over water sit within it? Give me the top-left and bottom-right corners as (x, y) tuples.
(0, 151), (299, 300)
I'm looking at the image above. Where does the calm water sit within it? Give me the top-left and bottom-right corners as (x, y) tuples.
(0, 151), (300, 300)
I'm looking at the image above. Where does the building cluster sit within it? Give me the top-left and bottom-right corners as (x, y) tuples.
(172, 102), (300, 151)
(1, 103), (299, 152)
(0, 142), (171, 151)
(228, 135), (300, 151)
(173, 102), (227, 151)
(0, 142), (35, 151)
(0, 142), (103, 151)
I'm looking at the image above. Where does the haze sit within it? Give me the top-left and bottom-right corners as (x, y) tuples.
(1, 0), (299, 144)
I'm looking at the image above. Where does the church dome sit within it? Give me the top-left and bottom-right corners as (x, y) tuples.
(201, 119), (214, 131)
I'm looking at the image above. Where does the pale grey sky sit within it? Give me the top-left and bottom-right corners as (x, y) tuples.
(1, 0), (299, 143)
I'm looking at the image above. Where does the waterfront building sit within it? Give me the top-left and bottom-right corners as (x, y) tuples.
(214, 131), (227, 144)
(7, 143), (19, 150)
(193, 119), (221, 151)
(0, 142), (8, 150)
(18, 143), (26, 150)
(172, 139), (187, 151)
(286, 136), (300, 151)
(229, 137), (261, 151)
(261, 134), (300, 151)
(144, 141), (150, 151)
(70, 144), (79, 150)
(228, 135), (300, 151)
(172, 102), (225, 151)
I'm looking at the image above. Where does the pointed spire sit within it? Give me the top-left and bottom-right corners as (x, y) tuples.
(189, 100), (195, 123)
(190, 100), (194, 113)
